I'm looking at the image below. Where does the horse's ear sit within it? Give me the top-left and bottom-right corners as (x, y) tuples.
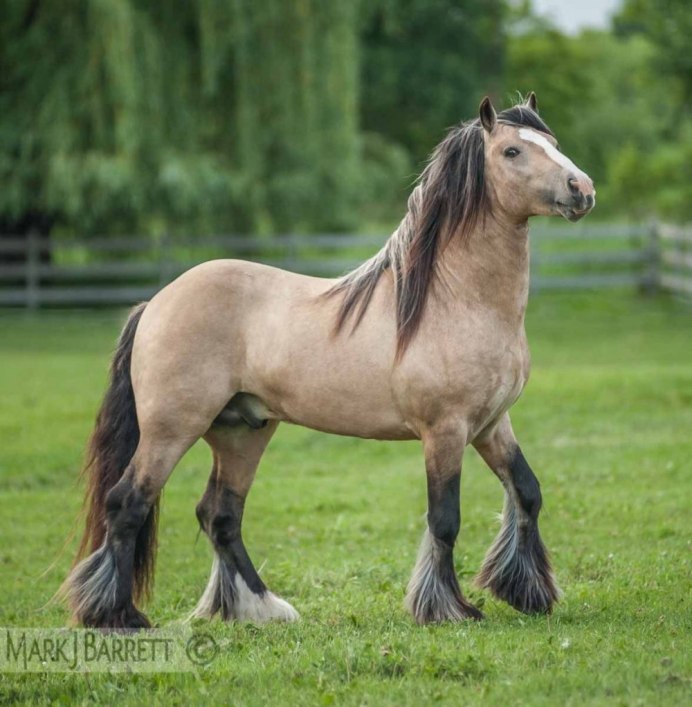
(479, 97), (497, 133)
(525, 91), (538, 112)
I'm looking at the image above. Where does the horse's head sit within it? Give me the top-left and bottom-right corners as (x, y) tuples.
(480, 93), (595, 223)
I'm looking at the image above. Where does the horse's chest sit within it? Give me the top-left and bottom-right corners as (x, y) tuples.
(403, 329), (530, 430)
(473, 337), (530, 427)
(489, 354), (528, 408)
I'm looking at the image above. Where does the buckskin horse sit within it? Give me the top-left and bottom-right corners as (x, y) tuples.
(61, 94), (595, 628)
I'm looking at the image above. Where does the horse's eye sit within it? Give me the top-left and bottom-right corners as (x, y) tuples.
(504, 147), (520, 158)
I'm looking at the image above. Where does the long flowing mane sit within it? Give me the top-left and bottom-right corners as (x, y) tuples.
(326, 103), (554, 358)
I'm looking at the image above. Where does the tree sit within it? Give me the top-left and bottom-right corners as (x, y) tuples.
(614, 0), (692, 117)
(230, 1), (361, 233)
(609, 0), (692, 220)
(0, 0), (362, 240)
(360, 0), (506, 166)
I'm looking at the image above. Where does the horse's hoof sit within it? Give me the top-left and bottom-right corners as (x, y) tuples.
(408, 594), (485, 624)
(82, 603), (152, 631)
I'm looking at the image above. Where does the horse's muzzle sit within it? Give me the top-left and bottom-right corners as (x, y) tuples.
(556, 174), (596, 221)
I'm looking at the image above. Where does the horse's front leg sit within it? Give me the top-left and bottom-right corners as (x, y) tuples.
(473, 413), (560, 614)
(405, 425), (483, 623)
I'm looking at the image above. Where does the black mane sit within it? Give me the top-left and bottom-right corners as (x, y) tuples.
(327, 101), (553, 358)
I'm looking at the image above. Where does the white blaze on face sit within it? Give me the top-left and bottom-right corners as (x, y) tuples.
(518, 128), (587, 181)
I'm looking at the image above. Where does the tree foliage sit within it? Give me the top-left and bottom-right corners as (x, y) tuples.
(360, 0), (505, 164)
(1, 0), (692, 239)
(604, 0), (692, 220)
(615, 0), (692, 114)
(0, 0), (361, 237)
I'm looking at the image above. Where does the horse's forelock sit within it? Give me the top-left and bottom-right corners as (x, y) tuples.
(497, 105), (554, 137)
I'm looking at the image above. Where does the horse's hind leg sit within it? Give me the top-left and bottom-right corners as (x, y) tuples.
(64, 433), (195, 628)
(473, 413), (560, 614)
(191, 422), (299, 622)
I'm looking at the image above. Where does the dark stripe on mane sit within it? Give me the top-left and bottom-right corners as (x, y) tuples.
(326, 103), (553, 359)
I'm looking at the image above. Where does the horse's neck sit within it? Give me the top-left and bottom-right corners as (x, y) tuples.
(436, 216), (530, 326)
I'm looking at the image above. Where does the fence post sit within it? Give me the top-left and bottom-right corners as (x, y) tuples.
(643, 220), (660, 295)
(26, 229), (40, 309)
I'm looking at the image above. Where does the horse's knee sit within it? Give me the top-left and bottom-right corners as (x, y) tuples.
(508, 448), (542, 520)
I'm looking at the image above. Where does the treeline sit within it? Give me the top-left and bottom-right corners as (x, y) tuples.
(0, 0), (690, 240)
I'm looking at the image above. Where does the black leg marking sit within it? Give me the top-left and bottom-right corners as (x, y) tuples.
(208, 488), (267, 597)
(510, 448), (542, 523)
(406, 473), (483, 623)
(63, 474), (154, 629)
(475, 446), (560, 614)
(192, 476), (298, 622)
(427, 474), (461, 547)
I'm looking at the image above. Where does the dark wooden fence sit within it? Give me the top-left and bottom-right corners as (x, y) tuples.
(0, 222), (690, 308)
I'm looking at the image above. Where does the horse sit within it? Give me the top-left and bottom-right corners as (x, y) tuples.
(60, 93), (595, 629)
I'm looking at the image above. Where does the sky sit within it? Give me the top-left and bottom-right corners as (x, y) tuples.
(531, 0), (623, 34)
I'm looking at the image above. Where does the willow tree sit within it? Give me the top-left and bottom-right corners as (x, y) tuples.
(230, 0), (360, 232)
(0, 0), (361, 241)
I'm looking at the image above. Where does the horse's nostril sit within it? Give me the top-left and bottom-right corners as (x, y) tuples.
(567, 177), (579, 194)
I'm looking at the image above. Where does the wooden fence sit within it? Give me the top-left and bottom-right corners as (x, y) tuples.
(656, 224), (692, 297)
(0, 222), (690, 308)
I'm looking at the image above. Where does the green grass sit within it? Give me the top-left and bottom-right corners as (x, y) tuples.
(0, 291), (690, 705)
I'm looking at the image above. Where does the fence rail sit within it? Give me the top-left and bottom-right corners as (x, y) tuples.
(0, 222), (690, 308)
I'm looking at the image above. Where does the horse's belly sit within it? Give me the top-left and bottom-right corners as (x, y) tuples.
(262, 380), (415, 440)
(247, 354), (415, 440)
(287, 408), (415, 440)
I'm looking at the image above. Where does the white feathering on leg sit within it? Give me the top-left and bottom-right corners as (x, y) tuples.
(61, 543), (119, 623)
(190, 552), (299, 623)
(232, 574), (299, 623)
(405, 529), (478, 623)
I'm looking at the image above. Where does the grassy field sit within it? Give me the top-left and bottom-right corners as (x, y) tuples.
(0, 291), (690, 705)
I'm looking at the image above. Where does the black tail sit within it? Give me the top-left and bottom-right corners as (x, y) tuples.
(75, 302), (157, 602)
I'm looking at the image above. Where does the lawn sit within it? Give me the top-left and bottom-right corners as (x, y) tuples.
(0, 291), (690, 705)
